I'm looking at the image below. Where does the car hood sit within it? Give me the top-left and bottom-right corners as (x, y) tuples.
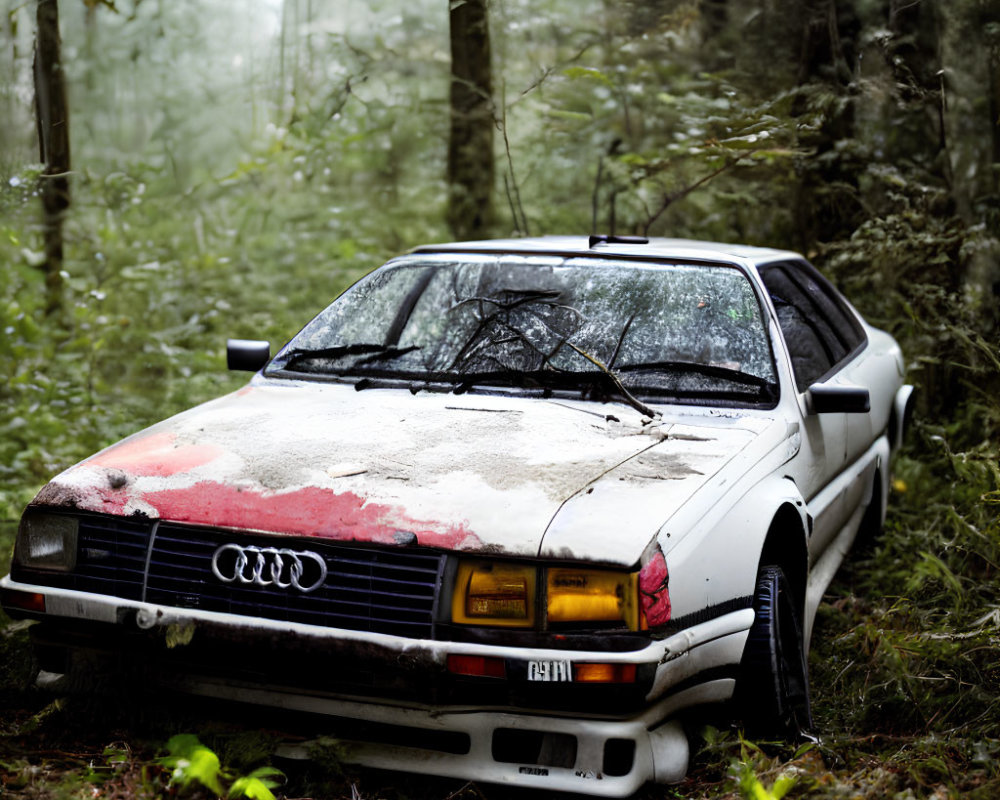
(33, 379), (792, 567)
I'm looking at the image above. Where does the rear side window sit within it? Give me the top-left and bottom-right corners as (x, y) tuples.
(760, 261), (866, 392)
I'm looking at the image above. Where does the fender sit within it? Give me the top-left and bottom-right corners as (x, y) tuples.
(891, 384), (916, 451)
(659, 473), (808, 631)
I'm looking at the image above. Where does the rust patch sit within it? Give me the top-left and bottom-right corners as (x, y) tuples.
(668, 432), (711, 442)
(32, 482), (86, 509)
(107, 469), (129, 489)
(32, 481), (133, 515)
(623, 451), (706, 482)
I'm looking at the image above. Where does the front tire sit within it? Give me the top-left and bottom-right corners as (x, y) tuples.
(738, 565), (813, 737)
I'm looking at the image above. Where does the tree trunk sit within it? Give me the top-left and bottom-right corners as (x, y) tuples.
(987, 14), (1000, 199)
(700, 0), (729, 43)
(446, 0), (494, 240)
(33, 0), (70, 318)
(789, 0), (863, 249)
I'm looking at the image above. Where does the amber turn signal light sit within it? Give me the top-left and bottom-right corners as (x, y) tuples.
(572, 662), (637, 683)
(1, 588), (46, 614)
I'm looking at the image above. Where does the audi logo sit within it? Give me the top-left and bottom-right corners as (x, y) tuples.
(210, 543), (328, 593)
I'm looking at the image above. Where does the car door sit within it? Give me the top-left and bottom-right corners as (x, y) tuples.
(759, 261), (868, 562)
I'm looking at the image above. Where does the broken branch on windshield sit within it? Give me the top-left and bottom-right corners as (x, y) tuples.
(566, 342), (659, 419)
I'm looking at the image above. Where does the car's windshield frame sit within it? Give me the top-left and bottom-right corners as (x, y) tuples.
(265, 252), (781, 410)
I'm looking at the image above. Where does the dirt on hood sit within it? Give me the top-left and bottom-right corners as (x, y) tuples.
(32, 379), (778, 566)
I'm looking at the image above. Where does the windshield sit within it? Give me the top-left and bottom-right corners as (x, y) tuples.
(267, 254), (778, 407)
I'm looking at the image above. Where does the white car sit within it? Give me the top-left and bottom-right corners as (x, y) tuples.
(3, 236), (911, 796)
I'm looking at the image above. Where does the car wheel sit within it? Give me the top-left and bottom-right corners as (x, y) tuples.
(738, 565), (814, 737)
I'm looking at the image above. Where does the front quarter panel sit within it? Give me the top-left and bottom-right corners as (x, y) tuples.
(647, 408), (807, 634)
(662, 471), (808, 631)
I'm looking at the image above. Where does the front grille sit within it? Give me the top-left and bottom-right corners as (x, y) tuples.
(75, 515), (151, 600)
(144, 524), (444, 639)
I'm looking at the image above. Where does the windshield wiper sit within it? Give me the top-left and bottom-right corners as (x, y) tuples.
(616, 360), (779, 405)
(446, 361), (659, 418)
(277, 343), (420, 373)
(616, 360), (774, 388)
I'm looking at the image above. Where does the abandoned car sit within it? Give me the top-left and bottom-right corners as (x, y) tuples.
(3, 236), (911, 795)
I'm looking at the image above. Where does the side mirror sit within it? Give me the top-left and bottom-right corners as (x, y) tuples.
(227, 339), (270, 372)
(808, 383), (870, 414)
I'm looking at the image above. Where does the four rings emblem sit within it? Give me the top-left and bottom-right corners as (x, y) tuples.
(210, 543), (328, 593)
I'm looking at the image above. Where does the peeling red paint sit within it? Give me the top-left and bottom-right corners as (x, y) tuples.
(31, 482), (131, 516)
(143, 482), (480, 550)
(91, 432), (223, 477)
(639, 550), (671, 627)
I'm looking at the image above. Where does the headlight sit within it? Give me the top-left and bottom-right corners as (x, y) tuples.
(547, 568), (638, 628)
(14, 511), (78, 572)
(452, 561), (537, 627)
(452, 561), (639, 630)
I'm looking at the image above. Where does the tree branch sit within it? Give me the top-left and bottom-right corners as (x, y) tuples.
(640, 151), (760, 236)
(565, 342), (658, 419)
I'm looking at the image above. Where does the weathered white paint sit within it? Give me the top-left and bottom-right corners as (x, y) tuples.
(0, 569), (744, 797)
(32, 378), (782, 566)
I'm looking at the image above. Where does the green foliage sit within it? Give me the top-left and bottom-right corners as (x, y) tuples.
(159, 734), (284, 800)
(0, 153), (407, 519)
(735, 763), (797, 800)
(228, 768), (286, 800)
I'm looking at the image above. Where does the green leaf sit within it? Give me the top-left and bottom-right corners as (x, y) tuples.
(165, 622), (196, 648)
(161, 735), (226, 796)
(771, 773), (798, 799)
(187, 746), (225, 795)
(165, 734), (202, 759)
(909, 551), (963, 599)
(562, 66), (614, 88)
(228, 768), (284, 800)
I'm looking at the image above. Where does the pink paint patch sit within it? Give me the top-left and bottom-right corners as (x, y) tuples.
(90, 487), (132, 515)
(143, 481), (480, 551)
(639, 550), (671, 627)
(90, 432), (224, 478)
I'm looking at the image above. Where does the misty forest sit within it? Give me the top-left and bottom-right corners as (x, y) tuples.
(1, 0), (1000, 798)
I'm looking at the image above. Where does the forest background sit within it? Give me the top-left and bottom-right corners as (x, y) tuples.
(1, 0), (1000, 798)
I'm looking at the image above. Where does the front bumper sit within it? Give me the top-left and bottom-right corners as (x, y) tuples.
(2, 575), (753, 796)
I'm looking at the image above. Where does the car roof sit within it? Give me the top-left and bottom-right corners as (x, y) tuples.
(410, 236), (800, 268)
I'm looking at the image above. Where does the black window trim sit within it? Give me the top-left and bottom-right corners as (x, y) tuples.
(757, 259), (869, 393)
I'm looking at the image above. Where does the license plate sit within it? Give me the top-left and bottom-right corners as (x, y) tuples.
(527, 660), (571, 682)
